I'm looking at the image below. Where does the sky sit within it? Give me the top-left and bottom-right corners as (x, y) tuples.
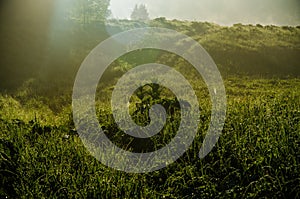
(109, 0), (300, 25)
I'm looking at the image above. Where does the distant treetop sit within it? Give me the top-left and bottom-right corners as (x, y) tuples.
(130, 4), (149, 21)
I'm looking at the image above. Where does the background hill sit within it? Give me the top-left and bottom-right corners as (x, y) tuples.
(0, 18), (299, 92)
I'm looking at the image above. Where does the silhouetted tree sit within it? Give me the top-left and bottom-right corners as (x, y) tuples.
(130, 4), (149, 21)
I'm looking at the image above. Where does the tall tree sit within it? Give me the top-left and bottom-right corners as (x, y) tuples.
(70, 0), (110, 24)
(130, 4), (149, 21)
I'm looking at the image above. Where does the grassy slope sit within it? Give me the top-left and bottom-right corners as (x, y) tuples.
(1, 19), (299, 91)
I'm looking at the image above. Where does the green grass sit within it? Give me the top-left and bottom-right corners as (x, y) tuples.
(1, 77), (299, 198)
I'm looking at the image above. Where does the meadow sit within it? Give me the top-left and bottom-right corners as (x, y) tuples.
(1, 18), (300, 198)
(1, 77), (299, 198)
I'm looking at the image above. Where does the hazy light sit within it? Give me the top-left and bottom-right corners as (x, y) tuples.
(109, 0), (300, 25)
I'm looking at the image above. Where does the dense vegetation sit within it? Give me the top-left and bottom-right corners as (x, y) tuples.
(0, 15), (300, 198)
(1, 78), (299, 198)
(1, 18), (299, 90)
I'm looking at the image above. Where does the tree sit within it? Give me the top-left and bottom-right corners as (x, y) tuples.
(130, 4), (149, 21)
(70, 0), (110, 24)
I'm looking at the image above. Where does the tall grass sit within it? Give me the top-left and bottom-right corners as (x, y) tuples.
(0, 78), (299, 198)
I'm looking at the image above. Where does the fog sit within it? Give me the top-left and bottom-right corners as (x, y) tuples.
(110, 0), (300, 25)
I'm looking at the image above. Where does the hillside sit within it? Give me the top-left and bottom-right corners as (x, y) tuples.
(0, 18), (299, 92)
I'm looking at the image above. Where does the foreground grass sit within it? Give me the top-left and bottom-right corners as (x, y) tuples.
(0, 78), (300, 198)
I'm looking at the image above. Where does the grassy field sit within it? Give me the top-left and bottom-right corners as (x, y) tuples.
(1, 77), (299, 198)
(1, 1), (300, 198)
